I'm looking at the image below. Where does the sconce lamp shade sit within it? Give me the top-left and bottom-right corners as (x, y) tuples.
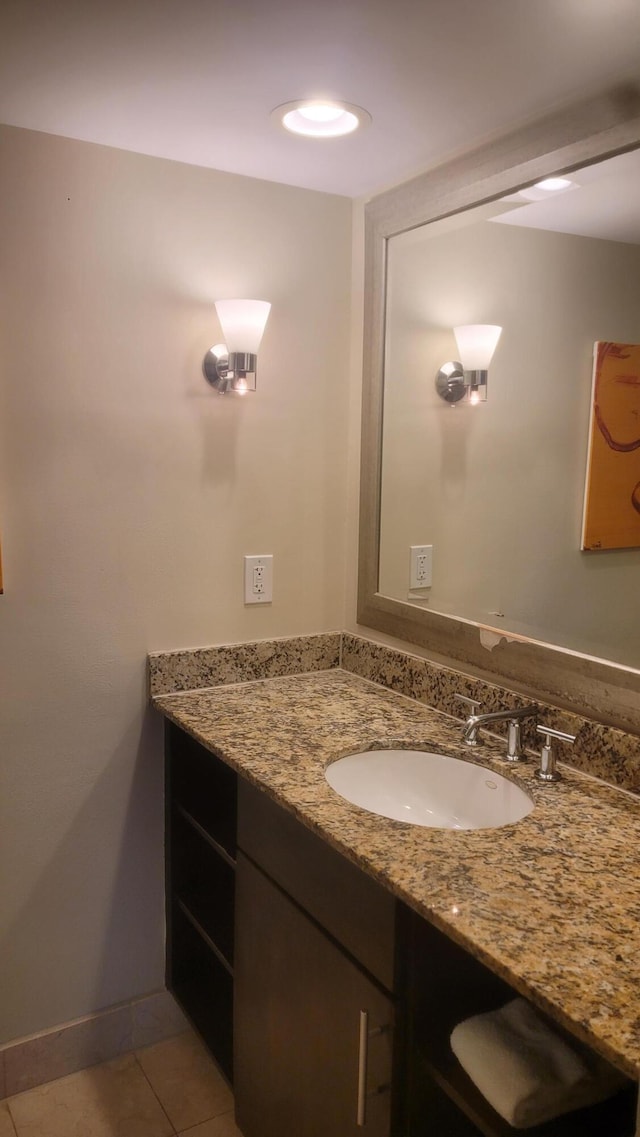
(453, 324), (502, 370)
(435, 324), (502, 406)
(214, 299), (271, 354)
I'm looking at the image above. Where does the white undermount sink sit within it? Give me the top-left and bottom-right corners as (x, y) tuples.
(324, 749), (534, 830)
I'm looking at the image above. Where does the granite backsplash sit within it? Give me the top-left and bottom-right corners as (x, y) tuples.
(149, 631), (640, 794)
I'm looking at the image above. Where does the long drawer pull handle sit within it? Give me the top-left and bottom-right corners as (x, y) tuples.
(357, 1013), (391, 1126)
(357, 1010), (369, 1126)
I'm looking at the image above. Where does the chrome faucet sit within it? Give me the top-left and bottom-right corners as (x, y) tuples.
(454, 694), (538, 761)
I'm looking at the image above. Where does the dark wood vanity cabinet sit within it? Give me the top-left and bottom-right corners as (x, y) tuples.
(165, 723), (637, 1137)
(235, 779), (398, 1137)
(234, 851), (394, 1137)
(403, 916), (637, 1137)
(165, 723), (237, 1080)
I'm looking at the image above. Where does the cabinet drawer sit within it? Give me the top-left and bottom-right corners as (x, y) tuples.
(238, 778), (396, 991)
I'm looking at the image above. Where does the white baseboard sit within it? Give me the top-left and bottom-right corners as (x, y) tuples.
(0, 989), (188, 1099)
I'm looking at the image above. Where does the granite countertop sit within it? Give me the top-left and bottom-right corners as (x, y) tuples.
(154, 668), (640, 1081)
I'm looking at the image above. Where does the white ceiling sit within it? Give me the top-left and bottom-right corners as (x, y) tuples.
(1, 0), (639, 198)
(494, 150), (640, 244)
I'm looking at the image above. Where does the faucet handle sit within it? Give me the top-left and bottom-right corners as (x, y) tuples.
(454, 693), (482, 716)
(535, 725), (576, 783)
(455, 694), (483, 746)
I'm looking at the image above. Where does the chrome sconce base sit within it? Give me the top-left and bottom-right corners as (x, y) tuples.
(435, 362), (488, 405)
(435, 360), (466, 404)
(203, 349), (258, 395)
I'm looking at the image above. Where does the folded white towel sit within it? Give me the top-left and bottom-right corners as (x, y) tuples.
(450, 998), (625, 1129)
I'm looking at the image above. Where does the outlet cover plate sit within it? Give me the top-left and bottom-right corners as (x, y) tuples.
(409, 545), (433, 590)
(244, 554), (273, 604)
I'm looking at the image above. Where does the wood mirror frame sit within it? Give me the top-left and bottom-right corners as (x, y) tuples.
(357, 92), (640, 733)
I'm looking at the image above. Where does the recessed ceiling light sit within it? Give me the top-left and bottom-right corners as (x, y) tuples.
(516, 177), (577, 202)
(534, 177), (575, 192)
(272, 99), (371, 138)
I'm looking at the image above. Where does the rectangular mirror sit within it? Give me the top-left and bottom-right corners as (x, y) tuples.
(358, 95), (640, 731)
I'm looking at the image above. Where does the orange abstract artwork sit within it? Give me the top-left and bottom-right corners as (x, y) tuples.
(582, 341), (640, 551)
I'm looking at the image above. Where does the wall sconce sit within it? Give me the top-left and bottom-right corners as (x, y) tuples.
(203, 299), (271, 394)
(435, 324), (502, 405)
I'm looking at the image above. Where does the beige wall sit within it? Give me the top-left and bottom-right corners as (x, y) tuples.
(378, 216), (640, 667)
(0, 125), (352, 1043)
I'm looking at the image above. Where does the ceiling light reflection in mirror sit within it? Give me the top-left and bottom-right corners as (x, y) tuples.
(379, 148), (640, 669)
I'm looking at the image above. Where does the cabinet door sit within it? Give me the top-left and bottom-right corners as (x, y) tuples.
(235, 853), (394, 1137)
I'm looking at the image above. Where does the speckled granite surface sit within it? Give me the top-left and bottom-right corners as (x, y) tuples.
(149, 632), (341, 695)
(148, 632), (640, 790)
(342, 634), (640, 794)
(154, 669), (640, 1080)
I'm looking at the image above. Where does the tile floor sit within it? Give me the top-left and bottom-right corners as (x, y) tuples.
(0, 1030), (243, 1137)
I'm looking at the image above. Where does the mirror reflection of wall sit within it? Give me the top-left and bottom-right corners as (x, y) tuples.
(379, 150), (640, 667)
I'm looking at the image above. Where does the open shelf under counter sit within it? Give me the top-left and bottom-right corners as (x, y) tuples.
(167, 721), (237, 858)
(414, 1044), (637, 1137)
(170, 901), (234, 1082)
(170, 805), (236, 966)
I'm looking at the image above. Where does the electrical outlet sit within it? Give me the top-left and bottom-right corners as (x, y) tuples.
(409, 545), (433, 589)
(244, 555), (273, 604)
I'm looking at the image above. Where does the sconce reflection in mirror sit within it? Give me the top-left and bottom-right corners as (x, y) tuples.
(203, 299), (271, 394)
(435, 324), (502, 405)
